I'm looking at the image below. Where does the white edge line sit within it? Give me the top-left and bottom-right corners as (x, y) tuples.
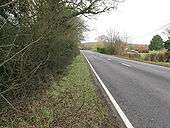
(82, 53), (134, 128)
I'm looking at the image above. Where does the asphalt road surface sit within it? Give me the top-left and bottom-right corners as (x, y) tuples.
(82, 51), (170, 128)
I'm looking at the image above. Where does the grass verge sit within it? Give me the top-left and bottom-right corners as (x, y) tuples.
(115, 55), (170, 67)
(1, 55), (119, 128)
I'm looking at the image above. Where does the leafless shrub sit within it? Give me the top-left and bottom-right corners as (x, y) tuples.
(0, 0), (122, 116)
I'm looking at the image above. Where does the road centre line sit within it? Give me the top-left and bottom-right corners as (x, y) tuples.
(83, 53), (134, 128)
(121, 63), (132, 67)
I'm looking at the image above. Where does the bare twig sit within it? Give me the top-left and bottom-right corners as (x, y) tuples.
(0, 93), (32, 115)
(0, 32), (45, 67)
(0, 0), (18, 8)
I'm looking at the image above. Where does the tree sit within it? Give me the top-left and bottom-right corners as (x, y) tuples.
(65, 0), (120, 17)
(114, 39), (126, 55)
(164, 29), (170, 51)
(96, 35), (108, 41)
(149, 35), (164, 50)
(97, 28), (127, 55)
(165, 37), (170, 51)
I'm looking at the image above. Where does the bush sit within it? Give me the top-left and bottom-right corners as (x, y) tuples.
(0, 1), (83, 111)
(165, 42), (170, 51)
(97, 47), (105, 53)
(166, 52), (170, 62)
(122, 52), (141, 59)
(141, 50), (149, 53)
(144, 53), (169, 62)
(0, 0), (120, 112)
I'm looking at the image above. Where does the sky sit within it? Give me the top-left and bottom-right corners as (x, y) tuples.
(83, 0), (170, 44)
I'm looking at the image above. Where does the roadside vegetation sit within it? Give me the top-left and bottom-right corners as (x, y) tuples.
(0, 0), (122, 127)
(115, 55), (170, 67)
(80, 28), (170, 67)
(1, 55), (119, 128)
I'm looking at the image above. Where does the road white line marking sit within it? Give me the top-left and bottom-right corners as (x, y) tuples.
(121, 63), (132, 67)
(107, 58), (111, 60)
(83, 53), (134, 128)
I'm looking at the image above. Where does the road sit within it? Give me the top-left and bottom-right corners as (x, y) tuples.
(82, 51), (170, 128)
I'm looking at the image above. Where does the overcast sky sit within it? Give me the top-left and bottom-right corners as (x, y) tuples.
(83, 0), (170, 44)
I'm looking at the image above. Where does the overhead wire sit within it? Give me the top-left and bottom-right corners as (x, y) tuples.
(131, 22), (170, 40)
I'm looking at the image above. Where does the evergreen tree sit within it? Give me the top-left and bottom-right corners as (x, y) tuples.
(149, 35), (164, 50)
(165, 37), (170, 51)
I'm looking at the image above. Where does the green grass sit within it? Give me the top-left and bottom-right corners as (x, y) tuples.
(2, 55), (118, 128)
(148, 50), (164, 53)
(139, 53), (147, 58)
(143, 61), (170, 67)
(139, 50), (166, 58)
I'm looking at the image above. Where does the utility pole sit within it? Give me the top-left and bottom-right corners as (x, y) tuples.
(125, 36), (129, 43)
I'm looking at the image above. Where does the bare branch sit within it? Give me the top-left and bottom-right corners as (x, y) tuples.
(0, 0), (18, 8)
(0, 32), (45, 67)
(0, 93), (32, 115)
